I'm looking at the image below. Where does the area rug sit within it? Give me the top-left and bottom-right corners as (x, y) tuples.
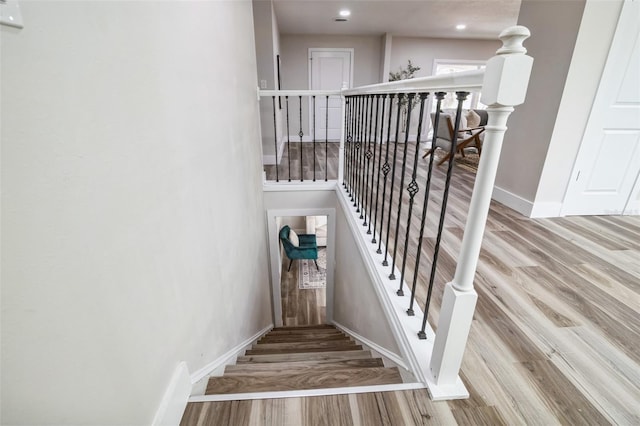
(299, 248), (327, 289)
(432, 150), (480, 173)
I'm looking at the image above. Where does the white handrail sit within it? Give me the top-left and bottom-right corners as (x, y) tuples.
(258, 69), (484, 98)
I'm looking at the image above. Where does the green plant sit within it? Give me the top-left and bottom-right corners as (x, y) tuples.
(389, 60), (421, 133)
(389, 60), (421, 82)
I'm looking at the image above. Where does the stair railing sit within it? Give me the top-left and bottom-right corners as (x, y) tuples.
(259, 26), (533, 396)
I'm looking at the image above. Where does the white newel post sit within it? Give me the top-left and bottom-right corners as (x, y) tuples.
(429, 26), (533, 387)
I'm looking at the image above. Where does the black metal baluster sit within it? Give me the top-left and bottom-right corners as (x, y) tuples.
(348, 96), (355, 195)
(285, 96), (291, 182)
(350, 96), (357, 202)
(419, 91), (469, 338)
(409, 92), (445, 322)
(390, 94), (414, 288)
(313, 95), (316, 182)
(358, 95), (367, 217)
(378, 95), (394, 255)
(398, 93), (428, 306)
(366, 95), (379, 234)
(363, 94), (374, 228)
(372, 94), (387, 244)
(326, 95), (329, 181)
(354, 96), (363, 209)
(356, 95), (365, 212)
(344, 97), (351, 190)
(383, 94), (402, 266)
(272, 96), (279, 182)
(299, 96), (304, 182)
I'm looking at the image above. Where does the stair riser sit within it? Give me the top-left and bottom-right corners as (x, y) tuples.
(235, 350), (373, 364)
(258, 334), (349, 344)
(224, 359), (384, 375)
(245, 345), (362, 355)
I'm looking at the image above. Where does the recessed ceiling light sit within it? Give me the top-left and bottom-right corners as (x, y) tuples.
(456, 24), (467, 30)
(339, 10), (351, 17)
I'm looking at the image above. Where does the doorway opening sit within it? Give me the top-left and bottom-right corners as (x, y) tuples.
(277, 215), (328, 326)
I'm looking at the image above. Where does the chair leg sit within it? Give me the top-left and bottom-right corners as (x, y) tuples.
(314, 260), (319, 271)
(288, 259), (293, 272)
(422, 148), (433, 159)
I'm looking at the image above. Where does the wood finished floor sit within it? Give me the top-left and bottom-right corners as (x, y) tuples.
(185, 142), (640, 424)
(280, 248), (326, 327)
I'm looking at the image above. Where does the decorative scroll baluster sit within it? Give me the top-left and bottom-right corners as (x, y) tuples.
(366, 95), (380, 235)
(271, 96), (279, 182)
(382, 95), (402, 267)
(358, 95), (368, 218)
(325, 95), (329, 181)
(313, 95), (316, 182)
(285, 96), (291, 182)
(407, 92), (445, 319)
(363, 94), (374, 228)
(390, 94), (414, 289)
(372, 94), (386, 244)
(419, 91), (469, 337)
(398, 92), (428, 311)
(350, 96), (357, 202)
(299, 96), (304, 182)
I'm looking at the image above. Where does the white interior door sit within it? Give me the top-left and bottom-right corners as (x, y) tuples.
(309, 49), (352, 142)
(563, 1), (640, 216)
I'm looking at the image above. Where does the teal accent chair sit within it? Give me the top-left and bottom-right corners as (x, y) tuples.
(279, 225), (319, 272)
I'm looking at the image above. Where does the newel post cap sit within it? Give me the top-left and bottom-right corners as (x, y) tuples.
(481, 25), (534, 107)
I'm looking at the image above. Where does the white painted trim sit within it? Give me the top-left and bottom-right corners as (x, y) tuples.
(152, 362), (191, 426)
(335, 186), (469, 400)
(190, 325), (272, 384)
(263, 181), (338, 191)
(529, 201), (564, 218)
(332, 322), (408, 371)
(266, 207), (336, 327)
(188, 382), (425, 403)
(491, 185), (533, 217)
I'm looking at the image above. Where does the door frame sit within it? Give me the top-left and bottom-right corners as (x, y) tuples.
(308, 48), (354, 141)
(267, 208), (336, 327)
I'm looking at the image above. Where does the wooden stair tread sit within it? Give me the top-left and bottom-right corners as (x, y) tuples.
(265, 329), (343, 336)
(253, 340), (355, 350)
(271, 325), (335, 331)
(205, 367), (403, 394)
(224, 358), (384, 375)
(258, 333), (349, 343)
(236, 350), (373, 364)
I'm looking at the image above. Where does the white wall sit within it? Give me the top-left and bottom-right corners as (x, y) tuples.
(493, 0), (586, 213)
(279, 34), (383, 137)
(254, 0), (284, 161)
(531, 0), (624, 217)
(1, 2), (271, 425)
(333, 206), (402, 356)
(388, 36), (499, 78)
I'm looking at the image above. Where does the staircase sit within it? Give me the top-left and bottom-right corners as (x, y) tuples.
(205, 325), (404, 395)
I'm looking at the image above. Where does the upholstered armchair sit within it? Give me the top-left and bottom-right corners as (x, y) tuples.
(279, 225), (319, 272)
(422, 110), (486, 165)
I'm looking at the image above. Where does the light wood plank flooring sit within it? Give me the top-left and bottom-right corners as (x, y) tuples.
(280, 248), (326, 326)
(186, 142), (640, 425)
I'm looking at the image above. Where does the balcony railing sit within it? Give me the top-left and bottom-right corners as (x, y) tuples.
(258, 26), (533, 398)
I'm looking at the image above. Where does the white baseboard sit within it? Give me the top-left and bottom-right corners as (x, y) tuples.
(331, 322), (408, 371)
(190, 324), (272, 384)
(152, 362), (191, 426)
(530, 201), (563, 218)
(492, 186), (533, 217)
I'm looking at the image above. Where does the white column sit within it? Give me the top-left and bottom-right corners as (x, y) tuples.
(429, 26), (534, 387)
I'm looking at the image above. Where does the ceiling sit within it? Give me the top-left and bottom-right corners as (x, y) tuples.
(273, 0), (522, 40)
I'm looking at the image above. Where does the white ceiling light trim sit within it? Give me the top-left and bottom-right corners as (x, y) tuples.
(456, 24), (467, 30)
(339, 9), (351, 17)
